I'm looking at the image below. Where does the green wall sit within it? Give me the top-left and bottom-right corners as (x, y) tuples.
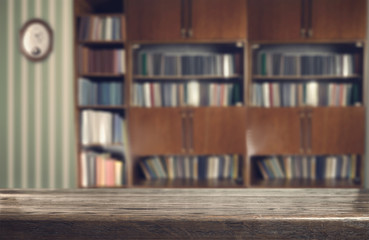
(0, 0), (76, 188)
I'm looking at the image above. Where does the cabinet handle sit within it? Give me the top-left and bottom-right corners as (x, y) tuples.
(300, 0), (306, 38)
(181, 111), (187, 153)
(187, 0), (193, 38)
(307, 29), (313, 38)
(181, 28), (187, 38)
(306, 111), (312, 154)
(181, 0), (186, 38)
(188, 110), (194, 153)
(299, 111), (306, 154)
(307, 0), (313, 38)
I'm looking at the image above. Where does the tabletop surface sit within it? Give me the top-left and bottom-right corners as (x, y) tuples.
(1, 188), (369, 221)
(1, 189), (369, 239)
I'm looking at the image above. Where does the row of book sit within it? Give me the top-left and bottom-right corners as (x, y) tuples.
(81, 110), (125, 145)
(256, 155), (359, 180)
(79, 78), (123, 106)
(80, 151), (124, 187)
(252, 82), (361, 107)
(78, 16), (124, 41)
(132, 82), (242, 107)
(139, 155), (240, 180)
(254, 52), (360, 76)
(78, 47), (125, 74)
(136, 53), (242, 77)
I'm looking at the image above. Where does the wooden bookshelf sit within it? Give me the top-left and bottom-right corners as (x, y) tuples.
(73, 0), (367, 189)
(74, 0), (127, 188)
(246, 41), (366, 188)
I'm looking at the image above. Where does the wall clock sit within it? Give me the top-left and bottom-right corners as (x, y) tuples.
(20, 19), (53, 61)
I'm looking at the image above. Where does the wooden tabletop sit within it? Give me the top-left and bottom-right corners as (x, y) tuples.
(1, 189), (369, 239)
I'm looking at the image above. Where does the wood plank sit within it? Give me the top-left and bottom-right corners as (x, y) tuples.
(1, 189), (369, 239)
(192, 107), (246, 154)
(310, 0), (367, 40)
(126, 0), (182, 41)
(128, 108), (184, 155)
(191, 0), (247, 40)
(310, 107), (365, 154)
(248, 0), (303, 41)
(247, 107), (302, 155)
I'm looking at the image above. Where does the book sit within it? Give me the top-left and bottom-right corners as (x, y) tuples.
(255, 155), (358, 181)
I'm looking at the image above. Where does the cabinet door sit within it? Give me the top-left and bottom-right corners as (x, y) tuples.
(310, 107), (365, 154)
(310, 0), (366, 40)
(248, 0), (303, 41)
(126, 0), (183, 41)
(129, 108), (184, 155)
(191, 107), (246, 154)
(247, 108), (302, 155)
(190, 0), (247, 40)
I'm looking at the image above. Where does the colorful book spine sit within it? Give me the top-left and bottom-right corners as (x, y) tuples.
(139, 155), (240, 181)
(80, 151), (125, 187)
(256, 155), (359, 181)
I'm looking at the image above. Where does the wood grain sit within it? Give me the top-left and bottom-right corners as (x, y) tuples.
(191, 0), (247, 40)
(310, 107), (365, 154)
(248, 0), (303, 41)
(126, 0), (183, 41)
(310, 0), (367, 40)
(246, 107), (302, 155)
(1, 189), (369, 239)
(128, 108), (184, 155)
(192, 107), (246, 154)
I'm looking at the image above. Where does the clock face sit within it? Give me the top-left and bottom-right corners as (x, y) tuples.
(20, 19), (53, 61)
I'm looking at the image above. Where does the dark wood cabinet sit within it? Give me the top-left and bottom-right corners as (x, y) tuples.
(190, 0), (247, 40)
(127, 0), (247, 41)
(129, 108), (184, 155)
(310, 0), (366, 40)
(247, 107), (365, 156)
(310, 107), (365, 155)
(246, 108), (302, 155)
(248, 0), (366, 41)
(129, 107), (246, 156)
(126, 0), (183, 41)
(75, 0), (367, 189)
(248, 0), (303, 41)
(192, 107), (246, 154)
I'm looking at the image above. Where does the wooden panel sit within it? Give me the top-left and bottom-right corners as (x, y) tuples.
(191, 0), (247, 40)
(2, 189), (369, 239)
(128, 108), (183, 155)
(310, 0), (366, 40)
(126, 0), (182, 41)
(191, 107), (246, 154)
(248, 0), (303, 41)
(247, 108), (302, 155)
(310, 107), (365, 154)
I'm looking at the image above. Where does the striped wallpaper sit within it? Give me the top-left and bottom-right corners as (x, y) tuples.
(0, 0), (76, 188)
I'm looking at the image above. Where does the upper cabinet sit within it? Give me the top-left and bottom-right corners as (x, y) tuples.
(190, 0), (247, 40)
(126, 0), (183, 41)
(248, 0), (303, 41)
(126, 0), (247, 41)
(310, 0), (367, 40)
(248, 0), (366, 41)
